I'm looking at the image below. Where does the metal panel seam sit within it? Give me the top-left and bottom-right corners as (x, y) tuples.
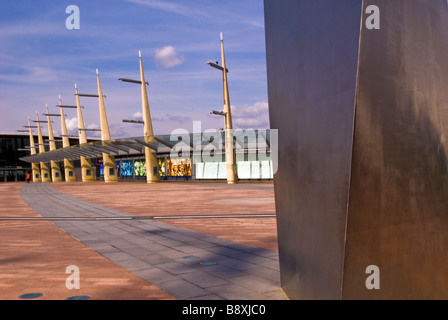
(340, 0), (366, 300)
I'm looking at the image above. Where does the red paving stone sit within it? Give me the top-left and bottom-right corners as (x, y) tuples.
(0, 180), (279, 300)
(0, 183), (174, 300)
(51, 181), (279, 252)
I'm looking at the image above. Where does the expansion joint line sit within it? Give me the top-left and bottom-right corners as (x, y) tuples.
(0, 214), (276, 221)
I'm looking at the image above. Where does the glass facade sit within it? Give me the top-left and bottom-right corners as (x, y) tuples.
(167, 158), (192, 177)
(0, 135), (31, 168)
(134, 161), (146, 177)
(0, 133), (91, 182)
(3, 130), (275, 182)
(1, 134), (32, 182)
(121, 160), (133, 177)
(194, 157), (273, 180)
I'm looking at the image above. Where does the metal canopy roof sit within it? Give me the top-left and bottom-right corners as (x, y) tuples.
(19, 138), (150, 163)
(19, 130), (275, 164)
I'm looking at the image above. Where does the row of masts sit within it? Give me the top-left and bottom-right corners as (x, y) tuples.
(22, 34), (238, 184)
(24, 51), (160, 184)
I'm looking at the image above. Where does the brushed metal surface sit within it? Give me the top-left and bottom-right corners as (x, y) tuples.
(265, 0), (448, 300)
(342, 0), (448, 299)
(264, 0), (363, 299)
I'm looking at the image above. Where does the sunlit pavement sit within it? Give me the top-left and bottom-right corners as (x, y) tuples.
(0, 181), (287, 300)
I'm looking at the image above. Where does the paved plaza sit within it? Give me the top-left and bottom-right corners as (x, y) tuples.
(0, 181), (287, 300)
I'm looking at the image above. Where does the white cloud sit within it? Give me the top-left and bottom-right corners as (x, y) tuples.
(63, 117), (98, 138)
(110, 122), (142, 139)
(86, 123), (100, 130)
(152, 113), (190, 123)
(65, 117), (78, 133)
(86, 123), (101, 138)
(124, 0), (187, 15)
(0, 1), (267, 136)
(123, 0), (263, 28)
(155, 46), (184, 68)
(0, 21), (66, 38)
(231, 102), (270, 129)
(0, 65), (61, 85)
(124, 0), (210, 18)
(131, 111), (143, 119)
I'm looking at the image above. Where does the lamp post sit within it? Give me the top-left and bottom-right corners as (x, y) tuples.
(207, 32), (238, 184)
(96, 69), (118, 183)
(74, 84), (95, 182)
(43, 104), (63, 182)
(26, 118), (41, 182)
(34, 111), (51, 182)
(56, 95), (77, 182)
(118, 51), (160, 183)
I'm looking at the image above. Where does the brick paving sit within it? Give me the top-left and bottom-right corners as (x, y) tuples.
(0, 183), (174, 300)
(0, 181), (287, 300)
(52, 181), (279, 252)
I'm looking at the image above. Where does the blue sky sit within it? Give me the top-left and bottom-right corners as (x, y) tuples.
(0, 0), (269, 139)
